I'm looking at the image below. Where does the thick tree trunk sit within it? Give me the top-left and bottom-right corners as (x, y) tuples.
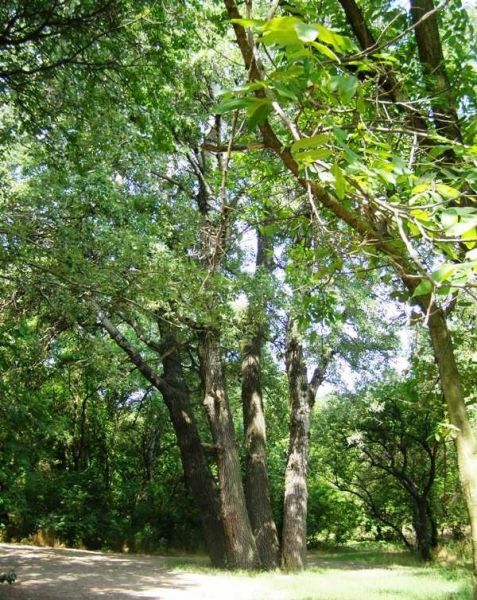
(97, 312), (227, 567)
(158, 323), (227, 567)
(426, 308), (477, 595)
(412, 499), (434, 561)
(242, 229), (280, 569)
(281, 319), (311, 570)
(198, 329), (260, 569)
(242, 330), (280, 568)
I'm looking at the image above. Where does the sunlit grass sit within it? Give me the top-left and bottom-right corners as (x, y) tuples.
(164, 542), (473, 599)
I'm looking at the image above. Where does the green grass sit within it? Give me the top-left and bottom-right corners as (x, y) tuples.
(165, 543), (473, 599)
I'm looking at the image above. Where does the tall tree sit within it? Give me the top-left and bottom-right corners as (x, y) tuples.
(220, 1), (477, 590)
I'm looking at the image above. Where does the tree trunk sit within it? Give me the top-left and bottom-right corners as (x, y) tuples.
(412, 499), (434, 561)
(281, 318), (311, 570)
(242, 228), (280, 568)
(410, 0), (462, 141)
(158, 322), (227, 567)
(97, 311), (227, 567)
(426, 308), (477, 595)
(198, 328), (260, 569)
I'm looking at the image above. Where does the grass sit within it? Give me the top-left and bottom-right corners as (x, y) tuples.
(164, 542), (473, 599)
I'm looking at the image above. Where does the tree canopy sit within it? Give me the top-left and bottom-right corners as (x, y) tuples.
(0, 0), (476, 596)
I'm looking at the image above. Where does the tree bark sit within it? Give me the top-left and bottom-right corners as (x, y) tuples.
(157, 321), (228, 567)
(242, 229), (280, 568)
(426, 307), (477, 595)
(198, 328), (260, 569)
(281, 318), (312, 570)
(97, 311), (227, 567)
(412, 499), (434, 561)
(410, 0), (462, 141)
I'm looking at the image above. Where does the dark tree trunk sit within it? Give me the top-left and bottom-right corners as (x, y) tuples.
(412, 499), (434, 561)
(281, 318), (311, 570)
(158, 322), (227, 567)
(242, 229), (280, 568)
(97, 311), (227, 567)
(198, 329), (260, 569)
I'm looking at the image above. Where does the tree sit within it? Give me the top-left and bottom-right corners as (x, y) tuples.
(317, 376), (443, 560)
(219, 0), (477, 591)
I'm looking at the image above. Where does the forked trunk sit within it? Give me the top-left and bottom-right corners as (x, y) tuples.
(97, 311), (227, 567)
(199, 329), (260, 569)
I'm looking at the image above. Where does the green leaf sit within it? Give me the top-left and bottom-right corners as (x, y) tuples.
(462, 227), (477, 249)
(294, 148), (331, 163)
(262, 29), (300, 46)
(412, 182), (431, 195)
(229, 18), (264, 28)
(337, 75), (358, 103)
(291, 133), (329, 153)
(410, 208), (429, 221)
(247, 100), (272, 129)
(436, 183), (460, 199)
(315, 24), (349, 52)
(310, 41), (340, 63)
(294, 22), (318, 42)
(272, 82), (299, 101)
(212, 97), (251, 114)
(431, 263), (455, 283)
(331, 163), (346, 200)
(262, 16), (302, 46)
(412, 279), (433, 297)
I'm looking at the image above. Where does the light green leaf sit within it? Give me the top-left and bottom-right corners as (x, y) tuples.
(310, 41), (340, 63)
(411, 208), (429, 221)
(294, 148), (331, 163)
(431, 263), (455, 283)
(294, 22), (318, 42)
(440, 210), (459, 228)
(436, 183), (460, 199)
(230, 18), (264, 28)
(412, 279), (433, 297)
(291, 134), (329, 153)
(462, 227), (477, 249)
(331, 163), (346, 200)
(412, 182), (431, 195)
(315, 24), (351, 52)
(446, 221), (477, 237)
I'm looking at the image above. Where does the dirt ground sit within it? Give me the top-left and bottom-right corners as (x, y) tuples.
(0, 543), (276, 600)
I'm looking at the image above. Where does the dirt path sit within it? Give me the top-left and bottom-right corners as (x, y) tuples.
(0, 544), (276, 600)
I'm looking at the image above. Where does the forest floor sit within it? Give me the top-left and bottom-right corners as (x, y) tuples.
(0, 542), (473, 599)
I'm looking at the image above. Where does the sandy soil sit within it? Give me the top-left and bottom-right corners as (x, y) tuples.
(0, 543), (278, 600)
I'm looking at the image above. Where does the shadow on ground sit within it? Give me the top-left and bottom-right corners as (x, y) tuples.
(0, 544), (198, 600)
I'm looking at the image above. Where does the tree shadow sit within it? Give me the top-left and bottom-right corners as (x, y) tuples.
(0, 543), (200, 599)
